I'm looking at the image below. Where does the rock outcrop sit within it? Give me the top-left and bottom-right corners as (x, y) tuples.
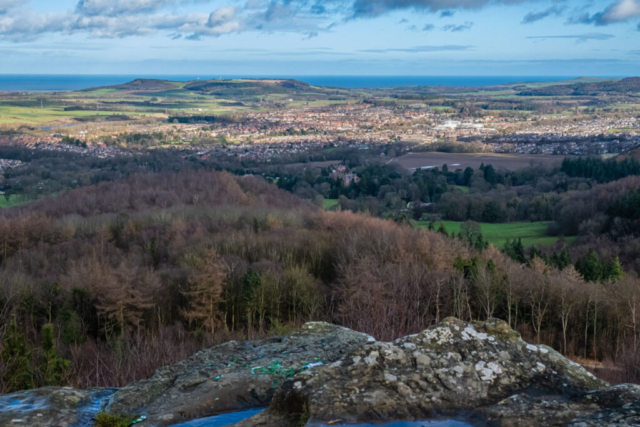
(106, 322), (374, 426)
(2, 319), (639, 427)
(235, 318), (636, 427)
(0, 387), (115, 427)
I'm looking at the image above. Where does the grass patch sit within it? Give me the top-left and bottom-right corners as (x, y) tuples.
(82, 88), (118, 95)
(0, 105), (130, 125)
(323, 199), (339, 210)
(455, 185), (470, 193)
(94, 412), (137, 427)
(416, 220), (575, 248)
(608, 128), (638, 133)
(0, 194), (35, 209)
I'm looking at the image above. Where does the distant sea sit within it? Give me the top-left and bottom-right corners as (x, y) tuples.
(0, 75), (588, 92)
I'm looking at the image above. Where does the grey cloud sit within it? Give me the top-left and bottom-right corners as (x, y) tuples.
(262, 2), (298, 21)
(206, 6), (236, 27)
(442, 21), (473, 31)
(440, 10), (455, 17)
(521, 5), (565, 24)
(349, 0), (543, 18)
(565, 11), (593, 25)
(244, 0), (262, 9)
(422, 23), (435, 30)
(310, 3), (326, 14)
(527, 33), (615, 42)
(359, 45), (473, 53)
(76, 0), (174, 16)
(567, 0), (640, 25)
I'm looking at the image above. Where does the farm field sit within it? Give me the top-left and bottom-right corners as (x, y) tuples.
(323, 199), (339, 210)
(416, 220), (575, 248)
(394, 152), (575, 172)
(0, 194), (35, 209)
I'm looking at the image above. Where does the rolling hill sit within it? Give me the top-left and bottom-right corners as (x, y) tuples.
(516, 77), (640, 97)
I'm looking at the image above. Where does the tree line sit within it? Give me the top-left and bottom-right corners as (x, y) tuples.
(1, 170), (640, 394)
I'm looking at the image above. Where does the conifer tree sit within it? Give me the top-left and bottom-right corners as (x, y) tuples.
(40, 323), (71, 386)
(1, 315), (35, 391)
(577, 250), (604, 283)
(552, 246), (572, 270)
(603, 257), (624, 283)
(437, 222), (448, 237)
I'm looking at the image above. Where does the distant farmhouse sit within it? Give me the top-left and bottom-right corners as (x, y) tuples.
(330, 165), (360, 186)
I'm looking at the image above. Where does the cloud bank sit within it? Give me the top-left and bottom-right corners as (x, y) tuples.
(0, 0), (638, 42)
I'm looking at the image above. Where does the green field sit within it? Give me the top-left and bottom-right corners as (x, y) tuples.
(0, 195), (34, 209)
(416, 220), (575, 248)
(323, 199), (339, 210)
(608, 127), (638, 133)
(455, 185), (470, 193)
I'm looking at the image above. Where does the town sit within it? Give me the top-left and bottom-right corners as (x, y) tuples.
(1, 100), (639, 162)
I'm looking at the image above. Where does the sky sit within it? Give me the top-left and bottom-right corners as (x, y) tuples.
(0, 0), (639, 76)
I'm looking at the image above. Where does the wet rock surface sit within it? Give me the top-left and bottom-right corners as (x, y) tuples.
(0, 387), (115, 427)
(106, 322), (374, 426)
(2, 319), (639, 427)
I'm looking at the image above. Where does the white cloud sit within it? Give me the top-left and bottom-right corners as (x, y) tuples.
(598, 0), (640, 24)
(567, 0), (640, 25)
(0, 11), (70, 42)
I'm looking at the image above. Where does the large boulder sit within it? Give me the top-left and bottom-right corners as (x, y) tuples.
(2, 319), (638, 427)
(106, 323), (374, 426)
(235, 318), (628, 427)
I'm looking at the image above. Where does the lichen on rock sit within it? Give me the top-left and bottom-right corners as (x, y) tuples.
(234, 318), (628, 427)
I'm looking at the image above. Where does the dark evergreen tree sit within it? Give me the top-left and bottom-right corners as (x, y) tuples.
(551, 246), (572, 270)
(1, 315), (35, 391)
(576, 250), (604, 283)
(462, 167), (474, 186)
(41, 323), (71, 386)
(603, 257), (624, 283)
(503, 238), (526, 264)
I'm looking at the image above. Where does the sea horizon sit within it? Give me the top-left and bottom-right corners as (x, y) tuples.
(0, 74), (617, 91)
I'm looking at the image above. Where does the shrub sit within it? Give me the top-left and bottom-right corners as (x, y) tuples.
(95, 412), (137, 427)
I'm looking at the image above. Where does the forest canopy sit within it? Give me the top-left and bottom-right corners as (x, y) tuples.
(1, 169), (640, 393)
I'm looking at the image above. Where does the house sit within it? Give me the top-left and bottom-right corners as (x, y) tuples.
(330, 165), (361, 186)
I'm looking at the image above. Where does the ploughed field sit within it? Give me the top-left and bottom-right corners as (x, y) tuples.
(394, 152), (571, 172)
(416, 220), (575, 248)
